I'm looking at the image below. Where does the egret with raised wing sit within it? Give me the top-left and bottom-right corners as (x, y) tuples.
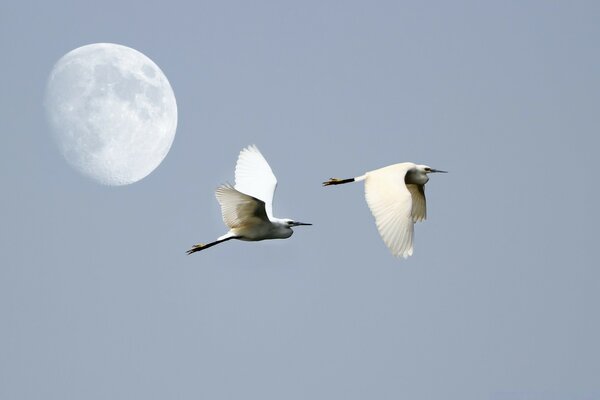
(323, 163), (446, 258)
(187, 145), (311, 255)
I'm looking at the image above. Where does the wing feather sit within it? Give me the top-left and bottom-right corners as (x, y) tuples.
(364, 164), (416, 258)
(234, 145), (278, 219)
(215, 184), (269, 229)
(406, 184), (427, 222)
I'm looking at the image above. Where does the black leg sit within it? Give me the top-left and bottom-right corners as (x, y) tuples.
(186, 236), (239, 255)
(322, 177), (355, 186)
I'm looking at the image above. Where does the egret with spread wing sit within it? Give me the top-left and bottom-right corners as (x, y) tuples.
(323, 163), (446, 258)
(187, 145), (311, 255)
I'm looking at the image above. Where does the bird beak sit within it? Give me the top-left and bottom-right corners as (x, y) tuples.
(430, 169), (448, 173)
(292, 221), (312, 226)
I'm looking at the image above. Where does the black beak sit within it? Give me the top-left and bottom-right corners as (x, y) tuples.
(293, 222), (312, 226)
(430, 169), (448, 173)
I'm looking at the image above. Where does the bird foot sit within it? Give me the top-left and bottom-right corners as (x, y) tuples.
(322, 178), (341, 186)
(186, 243), (205, 255)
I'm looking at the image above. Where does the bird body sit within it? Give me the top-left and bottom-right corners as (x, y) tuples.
(215, 184), (297, 241)
(323, 162), (445, 258)
(187, 145), (310, 255)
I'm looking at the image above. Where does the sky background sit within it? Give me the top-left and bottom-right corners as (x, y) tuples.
(2, 1), (599, 399)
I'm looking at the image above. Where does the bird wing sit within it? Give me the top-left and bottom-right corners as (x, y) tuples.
(234, 145), (278, 219)
(364, 164), (416, 258)
(406, 184), (427, 222)
(215, 184), (270, 229)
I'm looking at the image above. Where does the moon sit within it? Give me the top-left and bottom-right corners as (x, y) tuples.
(44, 43), (178, 186)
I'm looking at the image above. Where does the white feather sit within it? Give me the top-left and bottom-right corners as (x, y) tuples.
(187, 145), (311, 255)
(215, 184), (269, 229)
(234, 145), (278, 219)
(364, 163), (418, 258)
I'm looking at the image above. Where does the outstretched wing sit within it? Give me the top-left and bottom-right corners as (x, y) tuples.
(364, 163), (416, 258)
(215, 184), (269, 229)
(234, 145), (278, 219)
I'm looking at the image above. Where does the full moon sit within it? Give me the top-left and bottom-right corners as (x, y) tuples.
(45, 43), (178, 186)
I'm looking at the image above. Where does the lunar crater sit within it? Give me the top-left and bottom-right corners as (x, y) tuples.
(45, 43), (177, 186)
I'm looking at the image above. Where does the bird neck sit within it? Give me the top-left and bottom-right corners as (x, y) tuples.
(405, 170), (429, 185)
(271, 218), (287, 226)
(270, 218), (293, 238)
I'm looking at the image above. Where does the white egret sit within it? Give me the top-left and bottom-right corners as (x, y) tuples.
(187, 145), (311, 255)
(323, 163), (446, 258)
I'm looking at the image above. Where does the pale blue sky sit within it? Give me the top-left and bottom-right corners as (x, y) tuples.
(1, 1), (599, 399)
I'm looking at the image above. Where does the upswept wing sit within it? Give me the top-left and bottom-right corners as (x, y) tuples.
(215, 184), (269, 229)
(364, 163), (418, 258)
(234, 145), (278, 219)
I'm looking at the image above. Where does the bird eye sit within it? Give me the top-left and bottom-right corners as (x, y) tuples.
(424, 167), (431, 172)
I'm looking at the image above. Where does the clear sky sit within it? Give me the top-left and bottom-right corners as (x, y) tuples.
(1, 1), (599, 399)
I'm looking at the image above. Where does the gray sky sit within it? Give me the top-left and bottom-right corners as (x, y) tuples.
(2, 1), (599, 399)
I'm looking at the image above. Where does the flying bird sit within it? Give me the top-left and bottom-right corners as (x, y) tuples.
(187, 145), (311, 255)
(323, 163), (446, 258)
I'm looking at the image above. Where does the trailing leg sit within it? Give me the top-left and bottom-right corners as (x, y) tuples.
(186, 235), (238, 255)
(322, 174), (365, 186)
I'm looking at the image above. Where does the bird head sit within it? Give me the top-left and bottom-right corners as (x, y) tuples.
(419, 165), (448, 174)
(406, 165), (447, 185)
(272, 218), (312, 239)
(283, 218), (312, 228)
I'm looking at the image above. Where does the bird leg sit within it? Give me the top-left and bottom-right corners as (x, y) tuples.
(186, 236), (239, 255)
(186, 243), (209, 255)
(322, 177), (355, 186)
